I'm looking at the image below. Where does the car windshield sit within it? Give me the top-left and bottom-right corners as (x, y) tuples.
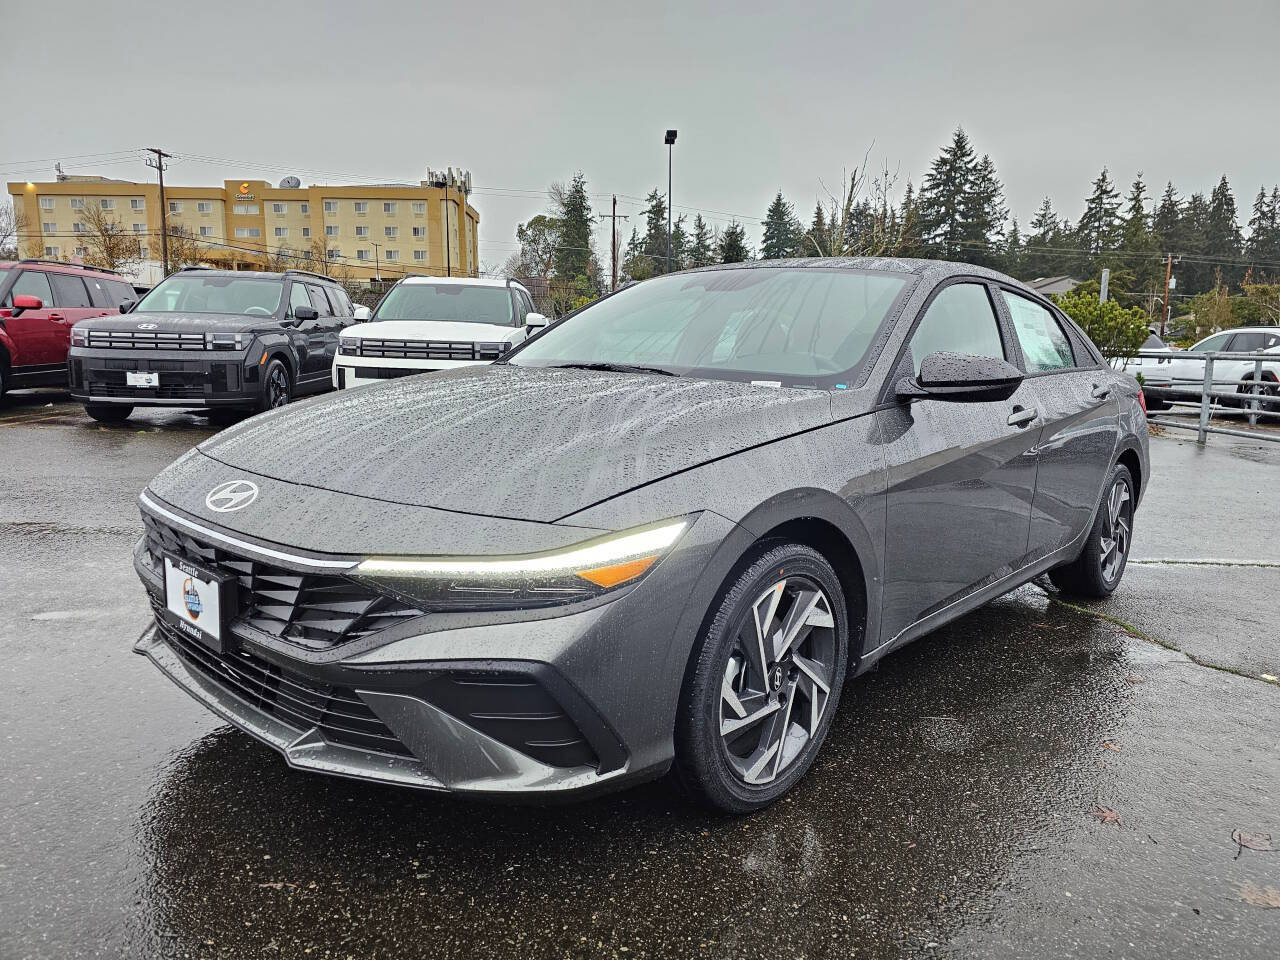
(374, 283), (514, 325)
(135, 275), (284, 316)
(509, 267), (910, 383)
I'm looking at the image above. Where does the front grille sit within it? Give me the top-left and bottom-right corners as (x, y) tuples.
(93, 383), (206, 399)
(142, 512), (426, 652)
(347, 366), (424, 380)
(356, 338), (504, 361)
(154, 611), (411, 757)
(88, 330), (206, 350)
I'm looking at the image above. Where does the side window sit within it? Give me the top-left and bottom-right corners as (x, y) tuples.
(85, 276), (116, 308)
(908, 282), (1004, 375)
(1228, 332), (1265, 353)
(1189, 332), (1231, 353)
(1000, 290), (1075, 372)
(522, 291), (537, 316)
(5, 270), (54, 307)
(325, 285), (351, 317)
(108, 280), (137, 306)
(50, 273), (93, 308)
(306, 284), (334, 317)
(511, 288), (528, 324)
(288, 282), (312, 316)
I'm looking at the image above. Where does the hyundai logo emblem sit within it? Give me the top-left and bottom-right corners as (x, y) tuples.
(137, 322), (158, 330)
(205, 479), (259, 513)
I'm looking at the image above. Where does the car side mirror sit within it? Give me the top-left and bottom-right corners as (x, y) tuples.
(118, 299), (135, 314)
(353, 305), (372, 322)
(896, 351), (1024, 403)
(292, 305), (319, 324)
(12, 294), (42, 315)
(525, 312), (549, 332)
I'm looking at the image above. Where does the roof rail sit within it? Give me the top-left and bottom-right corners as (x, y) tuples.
(282, 268), (339, 284)
(19, 258), (125, 277)
(177, 265), (216, 272)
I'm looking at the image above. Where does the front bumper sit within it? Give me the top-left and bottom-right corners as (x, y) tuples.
(332, 355), (488, 390)
(68, 346), (259, 408)
(131, 502), (734, 798)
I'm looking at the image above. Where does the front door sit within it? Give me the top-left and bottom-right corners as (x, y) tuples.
(877, 281), (1038, 644)
(2, 269), (60, 368)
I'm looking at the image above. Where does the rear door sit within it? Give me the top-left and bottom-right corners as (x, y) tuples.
(1, 269), (59, 367)
(303, 283), (337, 384)
(47, 272), (107, 361)
(997, 289), (1119, 560)
(876, 280), (1038, 642)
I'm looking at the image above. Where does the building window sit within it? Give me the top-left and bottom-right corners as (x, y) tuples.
(300, 202), (309, 215)
(234, 227), (262, 238)
(275, 227), (289, 238)
(133, 223), (146, 233)
(272, 202), (287, 215)
(412, 225), (426, 238)
(199, 226), (213, 237)
(75, 246), (88, 257)
(384, 226), (398, 238)
(413, 249), (426, 261)
(70, 198), (84, 210)
(323, 200), (337, 215)
(42, 221), (57, 233)
(383, 202), (397, 215)
(325, 224), (339, 237)
(353, 201), (368, 215)
(356, 249), (371, 261)
(327, 248), (340, 259)
(140, 245), (148, 258)
(131, 198), (146, 211)
(412, 201), (426, 215)
(301, 226), (311, 238)
(197, 201), (212, 214)
(44, 246), (59, 257)
(355, 225), (369, 238)
(233, 203), (258, 215)
(73, 222), (87, 234)
(100, 199), (114, 210)
(385, 249), (399, 261)
(39, 196), (56, 211)
(169, 200), (183, 214)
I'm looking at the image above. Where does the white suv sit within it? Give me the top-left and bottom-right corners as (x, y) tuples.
(332, 276), (546, 390)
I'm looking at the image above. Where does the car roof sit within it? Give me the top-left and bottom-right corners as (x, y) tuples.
(676, 255), (1038, 293)
(400, 275), (527, 291)
(170, 267), (339, 284)
(0, 259), (128, 279)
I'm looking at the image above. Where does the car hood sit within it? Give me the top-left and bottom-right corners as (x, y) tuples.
(78, 311), (269, 333)
(352, 319), (522, 342)
(196, 364), (835, 524)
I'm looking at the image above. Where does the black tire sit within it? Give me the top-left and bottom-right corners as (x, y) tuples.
(1237, 377), (1279, 413)
(1049, 463), (1135, 598)
(675, 543), (850, 814)
(258, 358), (292, 413)
(84, 404), (133, 424)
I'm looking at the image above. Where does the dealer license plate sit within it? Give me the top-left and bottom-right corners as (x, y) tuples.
(164, 555), (227, 651)
(126, 371), (160, 388)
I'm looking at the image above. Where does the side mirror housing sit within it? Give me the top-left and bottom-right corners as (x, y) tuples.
(12, 294), (42, 315)
(118, 299), (135, 314)
(896, 351), (1024, 403)
(292, 305), (319, 324)
(525, 312), (549, 333)
(353, 305), (372, 321)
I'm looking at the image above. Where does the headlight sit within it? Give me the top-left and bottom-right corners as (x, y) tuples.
(205, 332), (250, 350)
(476, 341), (506, 360)
(71, 328), (87, 347)
(351, 518), (690, 610)
(339, 337), (359, 356)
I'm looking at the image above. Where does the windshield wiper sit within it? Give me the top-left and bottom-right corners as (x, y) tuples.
(548, 361), (676, 377)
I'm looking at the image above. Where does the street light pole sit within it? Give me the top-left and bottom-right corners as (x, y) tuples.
(664, 129), (677, 273)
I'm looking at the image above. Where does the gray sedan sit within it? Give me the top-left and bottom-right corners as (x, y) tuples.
(131, 258), (1148, 813)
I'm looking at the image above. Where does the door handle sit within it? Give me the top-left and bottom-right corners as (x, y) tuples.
(49, 313), (65, 322)
(1091, 383), (1111, 399)
(1008, 406), (1038, 427)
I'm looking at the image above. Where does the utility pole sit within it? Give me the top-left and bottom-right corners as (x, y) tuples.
(1161, 253), (1173, 339)
(370, 240), (381, 282)
(597, 196), (629, 292)
(664, 130), (677, 273)
(145, 147), (171, 275)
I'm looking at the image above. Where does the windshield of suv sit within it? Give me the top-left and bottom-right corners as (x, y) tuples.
(373, 283), (514, 326)
(509, 268), (910, 383)
(135, 275), (284, 316)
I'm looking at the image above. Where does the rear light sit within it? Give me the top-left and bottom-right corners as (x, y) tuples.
(1138, 389), (1147, 414)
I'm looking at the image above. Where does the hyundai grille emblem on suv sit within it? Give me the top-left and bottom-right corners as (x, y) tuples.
(136, 322), (158, 330)
(205, 480), (259, 512)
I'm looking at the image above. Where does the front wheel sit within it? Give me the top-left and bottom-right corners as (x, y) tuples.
(1049, 463), (1135, 598)
(675, 543), (849, 813)
(84, 404), (132, 424)
(257, 358), (292, 413)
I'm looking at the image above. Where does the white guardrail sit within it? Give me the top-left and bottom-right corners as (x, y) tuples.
(1121, 349), (1279, 444)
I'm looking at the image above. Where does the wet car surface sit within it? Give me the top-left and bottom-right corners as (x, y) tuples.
(3, 392), (1278, 959)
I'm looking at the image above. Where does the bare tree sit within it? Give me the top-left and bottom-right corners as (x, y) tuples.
(75, 200), (142, 273)
(163, 225), (206, 272)
(0, 200), (24, 259)
(808, 149), (912, 258)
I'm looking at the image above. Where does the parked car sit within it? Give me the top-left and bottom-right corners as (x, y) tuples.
(1112, 331), (1175, 410)
(332, 276), (546, 390)
(1148, 326), (1280, 409)
(0, 259), (136, 399)
(68, 267), (358, 423)
(132, 258), (1148, 813)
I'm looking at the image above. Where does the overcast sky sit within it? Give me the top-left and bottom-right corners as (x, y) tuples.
(5, 0), (1278, 272)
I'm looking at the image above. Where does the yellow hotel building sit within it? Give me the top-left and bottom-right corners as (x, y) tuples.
(7, 169), (480, 284)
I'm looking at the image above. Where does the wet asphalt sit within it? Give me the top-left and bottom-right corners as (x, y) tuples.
(2, 391), (1278, 960)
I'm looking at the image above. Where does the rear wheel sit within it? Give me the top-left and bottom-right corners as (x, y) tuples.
(257, 359), (292, 413)
(675, 543), (849, 813)
(84, 404), (133, 424)
(1049, 463), (1135, 598)
(1237, 376), (1279, 413)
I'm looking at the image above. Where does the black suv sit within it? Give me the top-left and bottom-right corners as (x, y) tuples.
(68, 267), (358, 422)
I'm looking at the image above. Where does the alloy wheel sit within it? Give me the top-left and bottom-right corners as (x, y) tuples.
(1100, 478), (1131, 583)
(267, 366), (290, 408)
(719, 577), (837, 785)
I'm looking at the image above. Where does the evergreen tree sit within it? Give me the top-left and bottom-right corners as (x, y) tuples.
(896, 181), (924, 258)
(717, 222), (750, 263)
(960, 153), (1007, 268)
(1245, 186), (1280, 275)
(1179, 192), (1212, 294)
(761, 191), (801, 259)
(669, 214), (689, 271)
(1204, 175), (1242, 287)
(918, 127), (978, 258)
(551, 172), (594, 282)
(1022, 198), (1060, 279)
(1119, 174), (1161, 308)
(1153, 182), (1181, 254)
(687, 214), (714, 268)
(1077, 168), (1123, 257)
(1002, 218), (1023, 277)
(804, 202), (828, 257)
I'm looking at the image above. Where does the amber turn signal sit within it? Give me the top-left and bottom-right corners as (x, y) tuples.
(575, 555), (659, 588)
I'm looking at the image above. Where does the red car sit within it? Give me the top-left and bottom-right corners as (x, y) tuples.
(0, 259), (138, 398)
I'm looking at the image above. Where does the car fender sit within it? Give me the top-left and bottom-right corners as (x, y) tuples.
(253, 331), (298, 382)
